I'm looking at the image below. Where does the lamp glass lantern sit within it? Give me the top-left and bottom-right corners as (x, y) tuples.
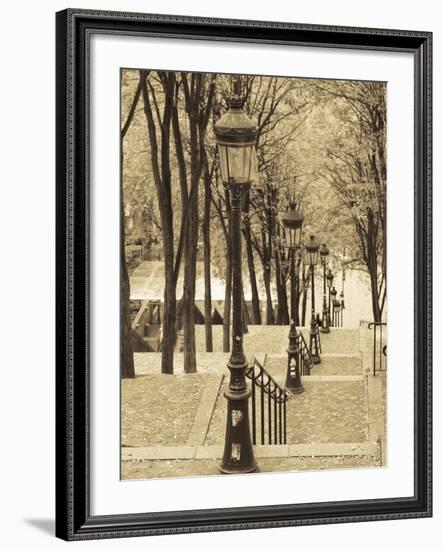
(214, 95), (258, 186)
(319, 243), (329, 266)
(326, 269), (334, 289)
(305, 235), (320, 266)
(282, 204), (304, 249)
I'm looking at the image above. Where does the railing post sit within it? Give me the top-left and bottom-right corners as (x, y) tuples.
(283, 398), (287, 444)
(260, 370), (265, 445)
(369, 322), (387, 375)
(273, 386), (277, 444)
(268, 381), (272, 445)
(250, 365), (256, 445)
(373, 324), (376, 376)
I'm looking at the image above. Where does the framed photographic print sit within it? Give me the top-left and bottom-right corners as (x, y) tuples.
(55, 8), (432, 541)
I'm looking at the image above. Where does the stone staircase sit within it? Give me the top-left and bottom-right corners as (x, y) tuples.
(126, 324), (386, 478)
(202, 325), (385, 469)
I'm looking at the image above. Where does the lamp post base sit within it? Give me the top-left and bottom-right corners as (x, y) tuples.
(219, 464), (260, 475)
(286, 381), (304, 394)
(285, 353), (304, 393)
(285, 363), (304, 393)
(309, 315), (321, 365)
(219, 380), (258, 475)
(320, 296), (330, 333)
(285, 323), (304, 394)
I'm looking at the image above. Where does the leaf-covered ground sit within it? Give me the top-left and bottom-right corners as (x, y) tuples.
(121, 373), (207, 447)
(205, 377), (368, 445)
(285, 380), (368, 444)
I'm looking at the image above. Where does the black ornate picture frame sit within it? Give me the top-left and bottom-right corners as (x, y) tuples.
(55, 8), (432, 541)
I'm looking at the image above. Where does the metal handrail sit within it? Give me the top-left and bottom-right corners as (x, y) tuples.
(246, 355), (289, 446)
(368, 322), (387, 375)
(298, 332), (314, 375)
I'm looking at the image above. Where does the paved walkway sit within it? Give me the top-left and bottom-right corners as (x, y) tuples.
(122, 373), (208, 447)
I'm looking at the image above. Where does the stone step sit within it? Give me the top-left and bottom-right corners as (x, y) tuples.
(264, 353), (362, 377)
(122, 450), (381, 479)
(299, 328), (360, 354)
(134, 352), (231, 375)
(195, 325), (361, 355)
(134, 352), (362, 377)
(317, 354), (363, 375)
(122, 441), (380, 461)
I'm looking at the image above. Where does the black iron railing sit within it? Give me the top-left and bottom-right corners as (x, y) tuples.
(298, 332), (314, 375)
(316, 323), (323, 354)
(332, 299), (342, 327)
(246, 356), (289, 446)
(368, 322), (387, 375)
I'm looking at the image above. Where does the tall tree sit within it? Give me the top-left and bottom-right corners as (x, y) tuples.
(140, 70), (177, 374)
(242, 76), (311, 325)
(119, 73), (146, 379)
(202, 157), (214, 351)
(176, 73), (216, 372)
(311, 81), (387, 321)
(243, 191), (261, 324)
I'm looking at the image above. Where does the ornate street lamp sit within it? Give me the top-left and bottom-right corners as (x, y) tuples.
(214, 75), (258, 475)
(319, 243), (330, 334)
(333, 295), (341, 327)
(305, 235), (321, 364)
(339, 290), (345, 327)
(330, 285), (337, 327)
(281, 202), (304, 394)
(326, 269), (334, 326)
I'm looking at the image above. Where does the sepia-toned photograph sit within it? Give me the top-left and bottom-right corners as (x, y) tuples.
(120, 69), (387, 480)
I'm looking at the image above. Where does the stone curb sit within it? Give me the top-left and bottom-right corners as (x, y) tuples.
(122, 441), (379, 462)
(186, 374), (224, 446)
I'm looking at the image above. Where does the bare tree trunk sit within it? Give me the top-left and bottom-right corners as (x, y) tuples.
(120, 156), (135, 379)
(245, 236), (261, 325)
(295, 273), (301, 326)
(203, 167), (213, 351)
(369, 270), (382, 322)
(367, 213), (382, 322)
(120, 79), (141, 379)
(301, 289), (308, 326)
(181, 73), (216, 372)
(140, 71), (176, 374)
(275, 252), (289, 325)
(182, 255), (197, 372)
(162, 252), (177, 372)
(182, 175), (199, 373)
(243, 195), (261, 325)
(263, 264), (274, 325)
(242, 285), (250, 335)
